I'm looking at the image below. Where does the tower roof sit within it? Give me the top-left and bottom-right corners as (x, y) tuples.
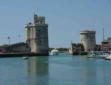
(80, 30), (96, 34)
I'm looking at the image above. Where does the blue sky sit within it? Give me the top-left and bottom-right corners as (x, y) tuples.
(0, 0), (111, 48)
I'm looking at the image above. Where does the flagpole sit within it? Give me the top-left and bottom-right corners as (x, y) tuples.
(36, 8), (38, 13)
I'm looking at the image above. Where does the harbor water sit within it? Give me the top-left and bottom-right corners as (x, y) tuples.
(0, 53), (111, 85)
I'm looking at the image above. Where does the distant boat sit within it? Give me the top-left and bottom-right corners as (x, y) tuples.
(105, 54), (111, 60)
(50, 49), (59, 56)
(23, 57), (29, 59)
(88, 54), (96, 58)
(99, 53), (108, 58)
(88, 51), (96, 58)
(97, 51), (110, 58)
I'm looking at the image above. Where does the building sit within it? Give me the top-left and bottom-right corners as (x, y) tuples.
(25, 14), (49, 55)
(80, 30), (96, 52)
(102, 37), (111, 51)
(108, 37), (111, 49)
(69, 43), (84, 55)
(95, 44), (102, 51)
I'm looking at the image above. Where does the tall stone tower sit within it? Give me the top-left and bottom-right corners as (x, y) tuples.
(80, 30), (96, 52)
(25, 14), (49, 55)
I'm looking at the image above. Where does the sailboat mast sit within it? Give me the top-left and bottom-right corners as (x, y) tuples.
(103, 28), (105, 41)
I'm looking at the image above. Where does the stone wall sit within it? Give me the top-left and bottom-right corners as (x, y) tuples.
(0, 42), (30, 53)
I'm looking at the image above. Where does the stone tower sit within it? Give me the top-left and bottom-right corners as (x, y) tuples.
(34, 13), (38, 24)
(25, 14), (49, 55)
(80, 30), (96, 52)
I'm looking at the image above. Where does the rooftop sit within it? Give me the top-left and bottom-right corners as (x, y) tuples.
(80, 30), (96, 33)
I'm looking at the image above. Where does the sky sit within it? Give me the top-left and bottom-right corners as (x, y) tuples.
(0, 0), (111, 48)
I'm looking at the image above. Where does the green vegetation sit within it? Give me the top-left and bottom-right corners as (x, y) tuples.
(0, 44), (9, 47)
(49, 48), (68, 52)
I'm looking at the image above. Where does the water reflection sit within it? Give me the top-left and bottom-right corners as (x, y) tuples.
(25, 57), (49, 85)
(82, 60), (97, 85)
(80, 58), (105, 85)
(72, 57), (106, 85)
(24, 55), (111, 85)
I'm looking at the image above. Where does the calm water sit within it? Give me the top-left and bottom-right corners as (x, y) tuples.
(0, 53), (111, 85)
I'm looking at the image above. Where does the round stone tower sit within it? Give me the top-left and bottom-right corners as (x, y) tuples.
(80, 30), (96, 52)
(25, 14), (49, 55)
